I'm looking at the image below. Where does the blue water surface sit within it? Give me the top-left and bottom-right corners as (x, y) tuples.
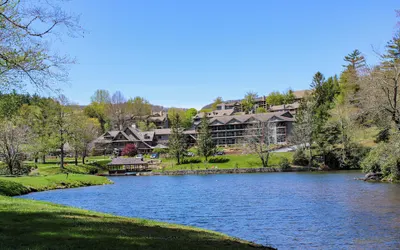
(21, 172), (400, 249)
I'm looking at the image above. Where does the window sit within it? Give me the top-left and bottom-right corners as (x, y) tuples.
(277, 135), (286, 143)
(277, 128), (286, 134)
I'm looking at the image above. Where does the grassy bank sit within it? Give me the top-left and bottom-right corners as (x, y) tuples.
(0, 174), (112, 196)
(159, 152), (293, 171)
(0, 194), (270, 250)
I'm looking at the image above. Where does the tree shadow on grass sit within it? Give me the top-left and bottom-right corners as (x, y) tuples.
(0, 209), (272, 250)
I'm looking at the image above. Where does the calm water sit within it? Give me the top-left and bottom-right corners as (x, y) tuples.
(21, 172), (400, 249)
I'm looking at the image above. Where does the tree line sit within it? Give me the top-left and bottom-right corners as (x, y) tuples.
(291, 12), (400, 181)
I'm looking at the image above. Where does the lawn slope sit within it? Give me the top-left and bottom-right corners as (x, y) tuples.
(0, 174), (112, 196)
(0, 196), (271, 250)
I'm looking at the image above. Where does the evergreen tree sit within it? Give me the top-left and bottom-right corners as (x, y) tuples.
(196, 115), (215, 161)
(168, 113), (187, 165)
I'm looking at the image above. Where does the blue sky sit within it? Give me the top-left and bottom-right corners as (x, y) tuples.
(45, 0), (399, 109)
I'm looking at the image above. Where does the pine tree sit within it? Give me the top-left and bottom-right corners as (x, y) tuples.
(196, 115), (215, 161)
(168, 113), (187, 164)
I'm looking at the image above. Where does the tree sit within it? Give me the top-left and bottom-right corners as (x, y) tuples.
(283, 89), (296, 104)
(340, 50), (366, 103)
(266, 91), (284, 106)
(196, 115), (215, 161)
(69, 114), (101, 165)
(0, 118), (31, 175)
(85, 90), (111, 133)
(168, 107), (193, 128)
(266, 90), (296, 106)
(128, 96), (152, 118)
(290, 97), (316, 166)
(108, 91), (128, 130)
(84, 102), (109, 133)
(18, 98), (58, 164)
(52, 95), (74, 169)
(344, 49), (366, 71)
(212, 97), (223, 110)
(168, 113), (187, 164)
(137, 121), (157, 131)
(360, 31), (400, 130)
(0, 0), (81, 90)
(242, 120), (274, 168)
(91, 90), (111, 104)
(121, 144), (137, 157)
(242, 91), (257, 113)
(184, 108), (197, 128)
(256, 107), (266, 113)
(311, 73), (340, 133)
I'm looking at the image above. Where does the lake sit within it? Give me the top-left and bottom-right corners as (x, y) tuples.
(21, 172), (400, 249)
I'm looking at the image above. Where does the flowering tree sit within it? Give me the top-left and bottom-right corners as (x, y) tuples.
(121, 144), (137, 157)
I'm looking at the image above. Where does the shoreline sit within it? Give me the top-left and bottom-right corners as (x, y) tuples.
(98, 166), (349, 177)
(0, 174), (113, 196)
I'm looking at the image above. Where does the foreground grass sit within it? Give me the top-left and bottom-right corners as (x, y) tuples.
(0, 198), (270, 250)
(0, 174), (112, 196)
(159, 152), (293, 171)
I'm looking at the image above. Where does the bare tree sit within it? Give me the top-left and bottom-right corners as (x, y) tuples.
(0, 119), (31, 175)
(108, 91), (128, 130)
(53, 95), (74, 169)
(360, 31), (400, 130)
(289, 97), (315, 165)
(0, 0), (82, 90)
(242, 120), (275, 168)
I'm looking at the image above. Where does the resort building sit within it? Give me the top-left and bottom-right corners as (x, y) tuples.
(201, 112), (294, 146)
(93, 126), (196, 154)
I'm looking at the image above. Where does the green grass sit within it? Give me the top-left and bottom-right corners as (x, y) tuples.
(25, 156), (112, 176)
(0, 174), (112, 196)
(0, 196), (270, 250)
(354, 126), (379, 147)
(159, 152), (293, 171)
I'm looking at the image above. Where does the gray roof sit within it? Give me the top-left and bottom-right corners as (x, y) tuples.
(207, 112), (294, 125)
(292, 90), (310, 99)
(108, 157), (148, 166)
(194, 109), (235, 119)
(269, 102), (300, 112)
(154, 128), (171, 135)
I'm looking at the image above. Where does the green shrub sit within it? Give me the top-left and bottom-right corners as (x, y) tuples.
(208, 157), (229, 163)
(279, 158), (291, 170)
(292, 149), (309, 166)
(361, 143), (398, 178)
(88, 159), (111, 168)
(181, 157), (202, 164)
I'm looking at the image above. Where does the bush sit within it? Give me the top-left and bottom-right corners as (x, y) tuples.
(181, 157), (202, 164)
(88, 159), (111, 168)
(0, 163), (33, 176)
(208, 157), (229, 163)
(121, 144), (137, 157)
(292, 149), (309, 166)
(279, 158), (291, 170)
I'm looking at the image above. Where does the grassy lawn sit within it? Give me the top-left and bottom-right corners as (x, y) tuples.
(0, 174), (112, 196)
(354, 126), (379, 147)
(24, 156), (112, 176)
(159, 152), (293, 171)
(0, 196), (270, 250)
